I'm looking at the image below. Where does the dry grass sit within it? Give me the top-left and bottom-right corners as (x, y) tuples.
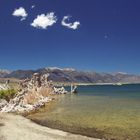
(23, 87), (53, 105)
(39, 87), (53, 97)
(24, 91), (39, 105)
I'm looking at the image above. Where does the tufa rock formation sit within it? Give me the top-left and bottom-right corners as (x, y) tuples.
(0, 73), (67, 113)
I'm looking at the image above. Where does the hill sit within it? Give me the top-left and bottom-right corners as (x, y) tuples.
(1, 67), (140, 83)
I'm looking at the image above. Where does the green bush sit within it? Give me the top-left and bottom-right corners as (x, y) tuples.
(0, 89), (17, 102)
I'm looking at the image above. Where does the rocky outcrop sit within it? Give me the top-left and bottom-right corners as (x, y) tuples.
(0, 73), (64, 113)
(0, 99), (8, 109)
(0, 81), (10, 90)
(54, 87), (67, 94)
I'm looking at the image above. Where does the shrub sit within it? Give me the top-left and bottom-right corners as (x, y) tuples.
(0, 89), (17, 102)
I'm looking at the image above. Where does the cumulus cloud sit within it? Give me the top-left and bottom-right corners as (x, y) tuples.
(61, 16), (80, 30)
(31, 12), (57, 29)
(12, 7), (28, 21)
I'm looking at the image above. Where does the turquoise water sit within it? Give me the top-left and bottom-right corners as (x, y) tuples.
(28, 84), (140, 140)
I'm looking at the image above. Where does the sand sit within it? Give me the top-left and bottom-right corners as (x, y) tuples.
(0, 113), (100, 140)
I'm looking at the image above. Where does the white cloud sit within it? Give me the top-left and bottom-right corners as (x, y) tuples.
(31, 5), (35, 9)
(61, 16), (80, 30)
(12, 7), (28, 21)
(31, 12), (57, 29)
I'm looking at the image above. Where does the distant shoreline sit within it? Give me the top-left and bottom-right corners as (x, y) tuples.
(77, 82), (140, 85)
(53, 82), (140, 86)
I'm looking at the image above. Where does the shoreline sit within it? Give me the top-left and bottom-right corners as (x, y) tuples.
(74, 82), (140, 86)
(0, 113), (100, 140)
(1, 73), (140, 140)
(26, 99), (104, 139)
(54, 82), (140, 87)
(28, 117), (104, 139)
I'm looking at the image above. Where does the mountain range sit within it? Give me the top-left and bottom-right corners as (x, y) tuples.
(0, 67), (140, 83)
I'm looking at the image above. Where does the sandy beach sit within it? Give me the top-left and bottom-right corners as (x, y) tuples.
(0, 113), (100, 140)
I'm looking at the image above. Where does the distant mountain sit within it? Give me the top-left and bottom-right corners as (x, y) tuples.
(4, 70), (35, 79)
(1, 67), (140, 83)
(0, 70), (11, 78)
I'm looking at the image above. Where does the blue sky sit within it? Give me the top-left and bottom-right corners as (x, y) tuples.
(0, 0), (140, 74)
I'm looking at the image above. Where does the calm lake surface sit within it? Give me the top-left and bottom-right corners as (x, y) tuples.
(28, 84), (140, 140)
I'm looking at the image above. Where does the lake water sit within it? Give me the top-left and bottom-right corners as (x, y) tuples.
(28, 84), (140, 140)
